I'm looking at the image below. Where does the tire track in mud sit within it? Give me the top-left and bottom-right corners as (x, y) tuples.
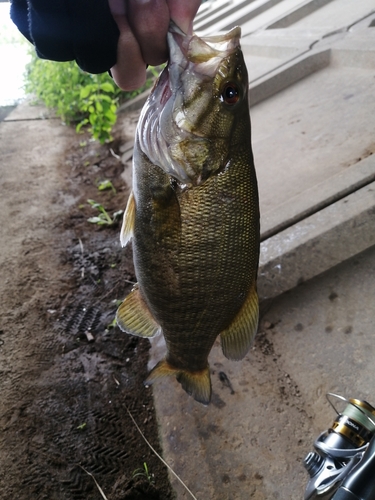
(0, 109), (173, 500)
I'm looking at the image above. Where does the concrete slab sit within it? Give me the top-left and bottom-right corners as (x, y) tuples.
(0, 105), (15, 122)
(329, 29), (375, 69)
(252, 63), (375, 217)
(150, 244), (375, 500)
(194, 0), (253, 33)
(258, 181), (375, 299)
(248, 46), (330, 104)
(241, 30), (316, 56)
(279, 0), (375, 31)
(260, 153), (375, 240)
(265, 0), (339, 29)
(3, 98), (57, 121)
(238, 0), (315, 36)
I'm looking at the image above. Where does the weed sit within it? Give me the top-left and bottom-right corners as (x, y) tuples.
(107, 317), (117, 329)
(87, 199), (123, 226)
(111, 299), (123, 307)
(132, 462), (154, 483)
(97, 179), (116, 193)
(24, 53), (161, 143)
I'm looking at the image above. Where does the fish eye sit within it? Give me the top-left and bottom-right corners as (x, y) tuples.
(221, 82), (240, 105)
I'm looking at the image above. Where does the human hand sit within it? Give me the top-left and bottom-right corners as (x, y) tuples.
(108, 0), (201, 91)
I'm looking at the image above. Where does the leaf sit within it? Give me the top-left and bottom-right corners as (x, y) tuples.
(100, 82), (115, 93)
(87, 199), (102, 209)
(95, 100), (103, 113)
(80, 85), (92, 99)
(89, 113), (97, 126)
(76, 118), (89, 133)
(99, 95), (113, 103)
(97, 180), (116, 192)
(112, 210), (124, 220)
(87, 216), (106, 224)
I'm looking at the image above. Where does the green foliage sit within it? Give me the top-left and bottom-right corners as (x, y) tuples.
(97, 179), (116, 193)
(24, 51), (159, 143)
(132, 462), (154, 483)
(75, 80), (118, 143)
(107, 317), (117, 329)
(87, 199), (123, 226)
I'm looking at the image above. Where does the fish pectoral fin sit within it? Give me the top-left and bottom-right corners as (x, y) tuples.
(116, 285), (161, 338)
(220, 285), (259, 361)
(120, 190), (136, 247)
(145, 361), (212, 405)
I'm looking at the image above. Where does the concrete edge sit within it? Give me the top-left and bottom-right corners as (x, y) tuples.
(266, 0), (336, 29)
(196, 0), (283, 33)
(194, 0), (243, 31)
(0, 105), (16, 122)
(260, 154), (375, 241)
(194, 0), (233, 26)
(249, 47), (330, 105)
(258, 181), (375, 300)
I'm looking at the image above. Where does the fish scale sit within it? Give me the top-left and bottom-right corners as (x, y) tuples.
(116, 23), (260, 404)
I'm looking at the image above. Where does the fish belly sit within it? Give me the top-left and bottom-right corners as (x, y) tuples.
(132, 138), (259, 372)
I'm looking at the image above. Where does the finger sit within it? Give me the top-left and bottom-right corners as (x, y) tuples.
(166, 0), (201, 33)
(110, 14), (147, 91)
(127, 0), (170, 67)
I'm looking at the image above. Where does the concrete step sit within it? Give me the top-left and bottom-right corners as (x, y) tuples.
(259, 178), (375, 300)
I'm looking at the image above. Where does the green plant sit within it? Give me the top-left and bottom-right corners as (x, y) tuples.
(87, 199), (123, 226)
(107, 317), (117, 329)
(132, 462), (154, 483)
(24, 52), (160, 143)
(97, 179), (116, 193)
(75, 80), (118, 142)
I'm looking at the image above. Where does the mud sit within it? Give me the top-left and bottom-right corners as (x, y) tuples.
(0, 109), (173, 500)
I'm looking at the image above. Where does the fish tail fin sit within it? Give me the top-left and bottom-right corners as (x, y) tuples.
(145, 361), (212, 405)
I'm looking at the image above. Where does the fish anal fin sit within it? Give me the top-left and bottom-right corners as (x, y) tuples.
(220, 285), (259, 361)
(116, 286), (161, 338)
(120, 190), (136, 247)
(145, 360), (212, 405)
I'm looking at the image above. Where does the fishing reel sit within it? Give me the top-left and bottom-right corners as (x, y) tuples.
(303, 393), (375, 500)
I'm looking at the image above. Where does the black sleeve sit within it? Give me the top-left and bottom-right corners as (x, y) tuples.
(10, 0), (120, 74)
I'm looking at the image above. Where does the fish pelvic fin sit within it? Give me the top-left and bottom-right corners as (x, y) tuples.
(220, 285), (259, 361)
(116, 285), (161, 338)
(120, 190), (135, 247)
(145, 361), (212, 405)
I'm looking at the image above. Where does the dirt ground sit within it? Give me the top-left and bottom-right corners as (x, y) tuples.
(0, 108), (174, 500)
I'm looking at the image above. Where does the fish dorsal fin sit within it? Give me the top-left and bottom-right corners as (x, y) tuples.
(220, 285), (259, 361)
(116, 285), (161, 338)
(120, 190), (136, 247)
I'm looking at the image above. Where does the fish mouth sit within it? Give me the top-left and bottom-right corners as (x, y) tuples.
(137, 23), (242, 186)
(168, 22), (241, 80)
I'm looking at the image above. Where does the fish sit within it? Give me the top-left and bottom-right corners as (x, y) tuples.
(116, 22), (260, 405)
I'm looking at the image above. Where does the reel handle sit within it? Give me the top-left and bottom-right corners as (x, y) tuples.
(331, 433), (375, 500)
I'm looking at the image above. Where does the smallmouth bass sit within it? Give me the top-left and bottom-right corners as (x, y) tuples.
(117, 23), (260, 404)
